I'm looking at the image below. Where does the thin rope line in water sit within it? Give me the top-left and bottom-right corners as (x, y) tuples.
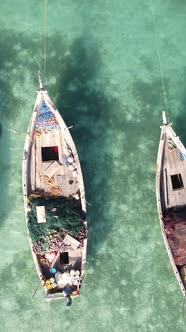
(44, 0), (47, 76)
(182, 296), (186, 317)
(149, 0), (168, 111)
(48, 302), (53, 332)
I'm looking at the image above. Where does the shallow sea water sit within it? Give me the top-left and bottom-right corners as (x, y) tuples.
(1, 1), (186, 331)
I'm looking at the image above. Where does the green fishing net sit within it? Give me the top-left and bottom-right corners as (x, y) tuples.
(28, 196), (82, 243)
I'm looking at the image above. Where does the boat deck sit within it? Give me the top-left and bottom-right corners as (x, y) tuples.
(161, 133), (186, 210)
(37, 248), (82, 279)
(29, 128), (79, 198)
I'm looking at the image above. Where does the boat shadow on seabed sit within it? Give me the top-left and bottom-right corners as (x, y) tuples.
(55, 35), (114, 270)
(31, 34), (115, 305)
(0, 32), (24, 229)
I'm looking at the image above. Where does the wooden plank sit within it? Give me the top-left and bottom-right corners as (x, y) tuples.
(63, 234), (80, 249)
(31, 141), (36, 191)
(59, 165), (65, 176)
(57, 175), (68, 196)
(56, 129), (63, 162)
(42, 161), (53, 172)
(164, 168), (169, 207)
(163, 135), (186, 208)
(44, 161), (60, 178)
(35, 136), (43, 190)
(36, 206), (46, 223)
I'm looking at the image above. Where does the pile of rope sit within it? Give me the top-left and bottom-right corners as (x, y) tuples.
(35, 102), (59, 133)
(28, 196), (85, 253)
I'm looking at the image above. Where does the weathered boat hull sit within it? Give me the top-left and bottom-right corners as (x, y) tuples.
(156, 112), (186, 297)
(22, 77), (87, 300)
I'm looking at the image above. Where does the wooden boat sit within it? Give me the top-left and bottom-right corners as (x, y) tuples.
(156, 111), (186, 296)
(22, 73), (87, 301)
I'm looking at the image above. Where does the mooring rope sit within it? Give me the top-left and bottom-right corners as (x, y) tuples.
(149, 0), (168, 111)
(182, 295), (186, 317)
(44, 0), (47, 76)
(48, 301), (53, 332)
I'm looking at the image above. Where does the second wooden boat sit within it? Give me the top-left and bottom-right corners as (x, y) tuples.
(22, 73), (87, 301)
(156, 112), (186, 296)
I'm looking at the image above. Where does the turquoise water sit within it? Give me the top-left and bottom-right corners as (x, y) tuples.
(1, 1), (186, 331)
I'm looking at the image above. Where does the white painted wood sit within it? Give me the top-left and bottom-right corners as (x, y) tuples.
(36, 206), (46, 224)
(44, 161), (60, 178)
(63, 234), (80, 250)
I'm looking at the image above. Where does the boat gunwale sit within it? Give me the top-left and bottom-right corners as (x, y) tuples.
(22, 86), (87, 300)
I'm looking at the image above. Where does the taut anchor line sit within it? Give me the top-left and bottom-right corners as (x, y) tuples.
(43, 0), (47, 76)
(150, 0), (168, 111)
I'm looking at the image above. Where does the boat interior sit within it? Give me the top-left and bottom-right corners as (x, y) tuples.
(37, 248), (82, 294)
(28, 100), (80, 200)
(163, 206), (186, 286)
(26, 99), (86, 295)
(161, 132), (186, 211)
(161, 129), (186, 287)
